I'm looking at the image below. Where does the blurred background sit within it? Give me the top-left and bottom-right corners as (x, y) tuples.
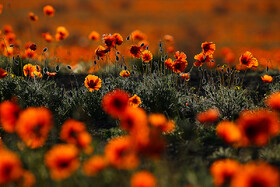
(1, 0), (280, 67)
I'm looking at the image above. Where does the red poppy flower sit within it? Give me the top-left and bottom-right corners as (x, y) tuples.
(43, 5), (55, 17)
(102, 89), (129, 118)
(201, 42), (216, 56)
(130, 45), (142, 59)
(239, 51), (258, 68)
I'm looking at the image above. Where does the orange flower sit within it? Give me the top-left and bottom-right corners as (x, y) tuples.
(30, 65), (42, 78)
(0, 149), (23, 185)
(84, 75), (102, 92)
(3, 25), (13, 35)
(216, 121), (241, 144)
(0, 68), (7, 79)
(172, 51), (188, 73)
(148, 114), (175, 133)
(102, 89), (129, 118)
(24, 49), (36, 59)
(166, 46), (175, 53)
(131, 30), (147, 41)
(180, 73), (190, 81)
(231, 162), (279, 187)
(16, 107), (53, 149)
(43, 5), (55, 17)
(95, 45), (109, 57)
(46, 72), (56, 77)
(42, 32), (53, 42)
(60, 119), (92, 150)
(239, 51), (258, 68)
(142, 50), (153, 63)
(130, 45), (142, 59)
(172, 60), (187, 73)
(164, 58), (173, 69)
(55, 26), (69, 41)
(60, 119), (86, 144)
(45, 144), (80, 180)
(113, 33), (123, 45)
(19, 170), (36, 187)
(131, 171), (156, 187)
(119, 107), (147, 132)
(105, 136), (139, 169)
(149, 113), (167, 129)
(261, 75), (273, 83)
(163, 34), (174, 43)
(5, 33), (16, 44)
(236, 109), (280, 146)
(23, 64), (33, 77)
(210, 159), (241, 186)
(32, 64), (41, 72)
(201, 42), (216, 56)
(120, 70), (131, 77)
(196, 108), (220, 124)
(266, 91), (280, 111)
(194, 53), (213, 67)
(0, 101), (20, 133)
(174, 51), (187, 61)
(103, 34), (116, 49)
(77, 132), (93, 154)
(83, 155), (108, 176)
(28, 12), (38, 21)
(88, 31), (100, 41)
(128, 95), (141, 108)
(30, 71), (43, 78)
(120, 108), (150, 151)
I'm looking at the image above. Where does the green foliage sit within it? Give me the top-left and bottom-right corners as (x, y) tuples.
(202, 84), (255, 120)
(2, 61), (280, 187)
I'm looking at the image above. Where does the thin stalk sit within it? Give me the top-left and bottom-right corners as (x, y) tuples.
(240, 69), (248, 87)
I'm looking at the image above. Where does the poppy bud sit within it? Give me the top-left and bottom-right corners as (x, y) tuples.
(43, 67), (48, 74)
(55, 65), (60, 72)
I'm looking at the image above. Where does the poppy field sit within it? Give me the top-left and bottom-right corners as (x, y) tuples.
(1, 0), (280, 187)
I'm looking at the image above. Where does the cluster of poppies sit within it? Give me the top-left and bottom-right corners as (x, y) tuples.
(192, 91), (280, 186)
(210, 159), (279, 187)
(0, 88), (175, 186)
